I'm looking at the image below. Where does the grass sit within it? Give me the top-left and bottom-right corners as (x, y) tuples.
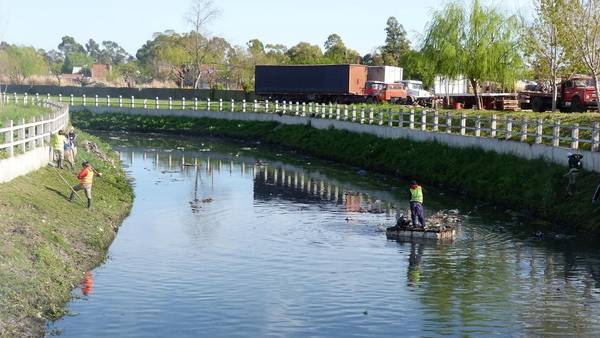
(0, 103), (50, 127)
(73, 110), (600, 233)
(0, 130), (133, 337)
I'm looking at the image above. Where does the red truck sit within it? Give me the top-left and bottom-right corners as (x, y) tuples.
(524, 77), (598, 112)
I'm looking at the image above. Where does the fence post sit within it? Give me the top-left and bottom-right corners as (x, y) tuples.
(399, 109), (405, 128)
(593, 122), (600, 151)
(5, 120), (13, 157)
(207, 98), (211, 111)
(46, 93), (50, 102)
(275, 100), (279, 113)
(302, 102), (307, 116)
(352, 106), (357, 122)
(144, 99), (148, 109)
(155, 97), (160, 109)
(460, 113), (466, 135)
(35, 93), (39, 104)
(552, 120), (561, 147)
(369, 108), (374, 124)
(409, 109), (415, 129)
(168, 97), (173, 110)
(571, 123), (580, 150)
(360, 107), (365, 124)
(82, 94), (86, 106)
(182, 97), (186, 110)
(329, 103), (334, 119)
(24, 93), (28, 105)
(388, 109), (394, 127)
(520, 118), (528, 142)
(505, 117), (513, 140)
(490, 114), (497, 138)
(70, 94), (74, 106)
(243, 99), (247, 113)
(219, 98), (223, 111)
(107, 95), (111, 107)
(18, 118), (25, 153)
(194, 98), (198, 110)
(420, 110), (427, 131)
(378, 109), (383, 125)
(253, 100), (258, 113)
(535, 118), (543, 144)
(94, 95), (98, 107)
(338, 105), (342, 121)
(230, 99), (235, 112)
(295, 101), (300, 116)
(475, 115), (481, 137)
(433, 111), (439, 132)
(28, 117), (35, 149)
(58, 93), (62, 103)
(131, 96), (135, 108)
(119, 95), (123, 108)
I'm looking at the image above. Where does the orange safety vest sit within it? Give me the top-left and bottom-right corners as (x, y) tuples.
(78, 167), (94, 185)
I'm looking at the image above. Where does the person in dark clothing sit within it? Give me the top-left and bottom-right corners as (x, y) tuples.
(408, 180), (425, 228)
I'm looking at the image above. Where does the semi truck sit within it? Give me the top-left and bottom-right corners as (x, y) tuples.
(254, 64), (407, 103)
(522, 76), (598, 112)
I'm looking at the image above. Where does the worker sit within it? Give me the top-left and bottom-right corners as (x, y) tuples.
(565, 153), (583, 197)
(69, 161), (102, 209)
(64, 138), (75, 170)
(408, 180), (425, 228)
(52, 130), (67, 169)
(67, 128), (77, 157)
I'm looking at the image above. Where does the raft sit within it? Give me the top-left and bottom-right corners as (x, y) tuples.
(386, 225), (456, 240)
(386, 210), (460, 241)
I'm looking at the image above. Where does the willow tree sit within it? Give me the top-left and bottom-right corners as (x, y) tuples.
(422, 0), (523, 109)
(561, 0), (600, 112)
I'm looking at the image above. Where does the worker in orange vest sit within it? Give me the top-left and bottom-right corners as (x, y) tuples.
(69, 161), (102, 209)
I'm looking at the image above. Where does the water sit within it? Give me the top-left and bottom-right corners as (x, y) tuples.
(48, 133), (600, 337)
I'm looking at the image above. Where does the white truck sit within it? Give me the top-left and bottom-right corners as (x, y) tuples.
(401, 80), (434, 105)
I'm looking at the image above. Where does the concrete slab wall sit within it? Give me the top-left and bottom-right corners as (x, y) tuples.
(0, 146), (53, 183)
(71, 106), (600, 172)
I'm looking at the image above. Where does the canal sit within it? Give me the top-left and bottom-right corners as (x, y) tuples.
(48, 133), (600, 337)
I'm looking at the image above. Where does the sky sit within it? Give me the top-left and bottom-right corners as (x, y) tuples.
(0, 0), (531, 56)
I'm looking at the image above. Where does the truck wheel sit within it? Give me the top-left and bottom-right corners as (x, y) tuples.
(571, 97), (584, 113)
(531, 97), (544, 112)
(407, 96), (415, 105)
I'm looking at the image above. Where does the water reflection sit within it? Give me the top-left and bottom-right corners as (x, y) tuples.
(48, 135), (600, 337)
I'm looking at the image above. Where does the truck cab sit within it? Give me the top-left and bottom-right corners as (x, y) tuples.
(401, 80), (433, 105)
(365, 81), (407, 103)
(561, 77), (597, 112)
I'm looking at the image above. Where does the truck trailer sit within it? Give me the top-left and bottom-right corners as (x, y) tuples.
(255, 64), (407, 103)
(522, 77), (598, 112)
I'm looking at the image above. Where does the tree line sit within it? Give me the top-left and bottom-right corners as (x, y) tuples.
(1, 0), (600, 112)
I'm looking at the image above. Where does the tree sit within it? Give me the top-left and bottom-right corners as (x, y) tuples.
(421, 0), (523, 109)
(286, 42), (323, 64)
(86, 39), (101, 62)
(265, 44), (289, 64)
(323, 34), (360, 63)
(362, 52), (384, 66)
(526, 0), (569, 112)
(58, 36), (85, 56)
(62, 51), (94, 73)
(382, 17), (411, 65)
(0, 45), (48, 84)
(98, 40), (130, 65)
(113, 62), (144, 88)
(45, 49), (65, 85)
(561, 0), (600, 112)
(186, 0), (221, 88)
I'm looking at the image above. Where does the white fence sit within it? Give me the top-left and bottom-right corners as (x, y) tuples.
(3, 92), (599, 152)
(0, 101), (69, 183)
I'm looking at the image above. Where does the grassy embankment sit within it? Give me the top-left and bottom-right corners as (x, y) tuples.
(73, 110), (600, 233)
(0, 130), (133, 337)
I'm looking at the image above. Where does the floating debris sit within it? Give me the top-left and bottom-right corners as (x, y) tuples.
(81, 140), (115, 166)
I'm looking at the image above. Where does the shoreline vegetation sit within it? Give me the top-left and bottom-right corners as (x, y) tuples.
(0, 130), (133, 337)
(72, 110), (600, 233)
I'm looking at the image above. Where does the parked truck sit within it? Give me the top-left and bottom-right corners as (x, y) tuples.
(254, 64), (407, 103)
(522, 76), (598, 112)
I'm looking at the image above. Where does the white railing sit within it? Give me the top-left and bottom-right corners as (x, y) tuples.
(5, 92), (600, 152)
(0, 101), (69, 158)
